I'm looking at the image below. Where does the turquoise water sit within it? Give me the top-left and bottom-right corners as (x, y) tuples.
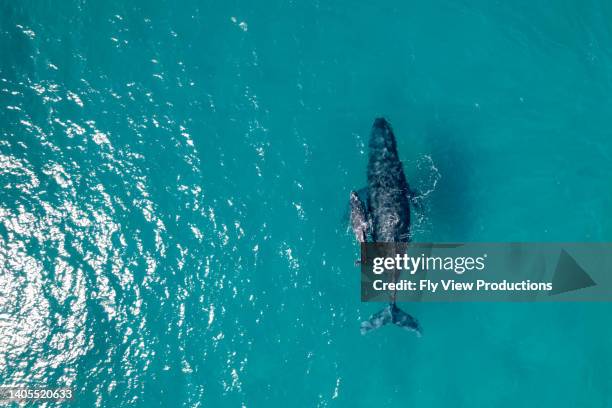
(1, 1), (612, 406)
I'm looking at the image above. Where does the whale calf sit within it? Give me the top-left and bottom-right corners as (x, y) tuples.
(350, 118), (421, 335)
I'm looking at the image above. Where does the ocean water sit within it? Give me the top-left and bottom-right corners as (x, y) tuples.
(1, 1), (612, 406)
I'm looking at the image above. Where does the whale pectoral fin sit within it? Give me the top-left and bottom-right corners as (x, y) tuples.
(349, 188), (371, 242)
(357, 188), (372, 236)
(344, 187), (368, 224)
(359, 188), (372, 231)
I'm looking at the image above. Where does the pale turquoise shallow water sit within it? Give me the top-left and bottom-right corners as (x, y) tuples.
(1, 1), (612, 407)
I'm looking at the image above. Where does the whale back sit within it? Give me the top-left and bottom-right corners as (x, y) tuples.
(366, 118), (411, 242)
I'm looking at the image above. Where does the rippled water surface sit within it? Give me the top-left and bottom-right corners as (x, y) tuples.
(1, 1), (612, 407)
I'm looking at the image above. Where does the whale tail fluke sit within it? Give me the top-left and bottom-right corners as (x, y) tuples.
(360, 304), (421, 336)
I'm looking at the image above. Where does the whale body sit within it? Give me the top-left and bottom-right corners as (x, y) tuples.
(367, 118), (411, 243)
(350, 118), (421, 335)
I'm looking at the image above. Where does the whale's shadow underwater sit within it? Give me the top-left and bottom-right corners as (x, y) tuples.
(350, 118), (421, 336)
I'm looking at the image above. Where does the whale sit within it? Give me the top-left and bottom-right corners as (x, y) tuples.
(350, 118), (421, 335)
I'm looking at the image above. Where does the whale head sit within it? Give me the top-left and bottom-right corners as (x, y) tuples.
(369, 117), (398, 157)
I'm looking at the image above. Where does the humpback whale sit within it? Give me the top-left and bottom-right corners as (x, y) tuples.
(350, 118), (421, 335)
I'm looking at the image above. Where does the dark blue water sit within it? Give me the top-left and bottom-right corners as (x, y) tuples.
(1, 1), (612, 406)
